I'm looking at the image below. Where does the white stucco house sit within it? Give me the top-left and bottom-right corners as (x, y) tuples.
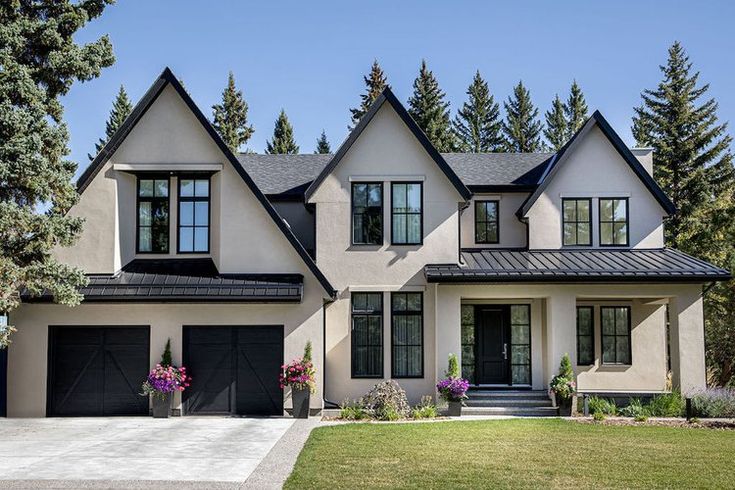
(4, 67), (730, 417)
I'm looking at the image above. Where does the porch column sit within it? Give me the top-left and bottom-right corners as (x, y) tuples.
(669, 287), (706, 394)
(545, 292), (576, 387)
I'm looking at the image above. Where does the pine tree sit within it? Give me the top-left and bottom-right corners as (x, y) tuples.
(266, 110), (299, 154)
(544, 95), (568, 151)
(89, 85), (132, 159)
(0, 0), (114, 346)
(632, 41), (735, 386)
(350, 60), (388, 129)
(564, 80), (588, 137)
(315, 130), (331, 154)
(161, 339), (173, 367)
(212, 71), (254, 152)
(452, 71), (503, 152)
(502, 81), (543, 152)
(408, 60), (455, 152)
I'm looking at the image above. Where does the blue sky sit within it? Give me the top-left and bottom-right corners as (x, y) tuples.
(66, 0), (735, 176)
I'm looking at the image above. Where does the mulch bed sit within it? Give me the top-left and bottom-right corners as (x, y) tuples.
(571, 416), (735, 430)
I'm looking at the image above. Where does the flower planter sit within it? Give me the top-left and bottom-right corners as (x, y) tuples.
(556, 395), (572, 416)
(448, 400), (462, 417)
(152, 392), (172, 418)
(292, 387), (310, 419)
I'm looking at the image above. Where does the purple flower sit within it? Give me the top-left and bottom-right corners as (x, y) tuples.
(437, 377), (470, 402)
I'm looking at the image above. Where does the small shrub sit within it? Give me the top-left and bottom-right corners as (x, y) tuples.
(646, 391), (684, 417)
(588, 396), (617, 416)
(361, 380), (410, 420)
(634, 414), (648, 423)
(619, 398), (647, 418)
(339, 399), (367, 420)
(549, 353), (576, 400)
(445, 353), (460, 378)
(690, 388), (735, 418)
(412, 396), (438, 419)
(592, 411), (606, 422)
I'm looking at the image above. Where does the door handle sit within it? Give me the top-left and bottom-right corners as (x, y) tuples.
(503, 343), (508, 360)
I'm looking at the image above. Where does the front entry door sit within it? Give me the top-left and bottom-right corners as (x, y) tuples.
(476, 306), (510, 384)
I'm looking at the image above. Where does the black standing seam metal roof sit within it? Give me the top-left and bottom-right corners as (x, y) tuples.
(425, 248), (732, 283)
(74, 67), (336, 299)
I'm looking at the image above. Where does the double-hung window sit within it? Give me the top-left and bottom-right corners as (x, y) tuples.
(601, 306), (631, 364)
(475, 200), (499, 244)
(391, 182), (422, 245)
(391, 292), (423, 378)
(351, 293), (383, 378)
(562, 198), (592, 246)
(599, 198), (629, 246)
(576, 306), (594, 365)
(137, 177), (169, 253)
(352, 183), (383, 245)
(178, 177), (210, 253)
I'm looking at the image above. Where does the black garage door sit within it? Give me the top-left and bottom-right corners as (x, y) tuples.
(183, 326), (283, 416)
(47, 326), (150, 416)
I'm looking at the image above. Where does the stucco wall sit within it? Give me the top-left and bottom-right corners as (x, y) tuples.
(525, 125), (666, 249)
(271, 201), (316, 256)
(460, 193), (528, 248)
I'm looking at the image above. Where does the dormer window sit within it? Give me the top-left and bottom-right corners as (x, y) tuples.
(391, 182), (422, 245)
(178, 177), (210, 253)
(599, 198), (629, 246)
(351, 182), (383, 245)
(475, 200), (499, 244)
(137, 177), (169, 253)
(562, 198), (592, 246)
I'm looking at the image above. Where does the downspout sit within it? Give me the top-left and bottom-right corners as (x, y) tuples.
(322, 300), (340, 409)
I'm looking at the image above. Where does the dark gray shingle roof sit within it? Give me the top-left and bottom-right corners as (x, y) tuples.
(425, 248), (732, 283)
(237, 152), (552, 195)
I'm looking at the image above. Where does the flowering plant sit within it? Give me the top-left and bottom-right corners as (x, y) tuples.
(279, 358), (316, 393)
(436, 377), (470, 402)
(141, 364), (190, 399)
(549, 353), (576, 400)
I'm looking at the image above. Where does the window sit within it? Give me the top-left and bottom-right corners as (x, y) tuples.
(599, 198), (629, 246)
(351, 183), (383, 245)
(460, 305), (475, 384)
(351, 293), (383, 378)
(562, 198), (591, 246)
(178, 177), (210, 253)
(510, 305), (531, 385)
(576, 306), (594, 365)
(137, 177), (169, 253)
(391, 292), (423, 378)
(475, 200), (499, 244)
(601, 306), (631, 364)
(391, 182), (422, 245)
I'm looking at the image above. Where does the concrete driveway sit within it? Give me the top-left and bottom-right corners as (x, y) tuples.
(0, 417), (294, 485)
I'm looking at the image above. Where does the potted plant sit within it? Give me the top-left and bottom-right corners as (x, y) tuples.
(141, 339), (190, 418)
(436, 353), (470, 416)
(549, 353), (576, 416)
(280, 341), (316, 418)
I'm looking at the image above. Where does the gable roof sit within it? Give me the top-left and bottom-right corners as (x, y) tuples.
(304, 87), (472, 201)
(76, 67), (336, 298)
(517, 110), (676, 218)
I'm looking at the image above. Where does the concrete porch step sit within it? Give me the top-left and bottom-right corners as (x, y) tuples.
(464, 398), (552, 408)
(460, 406), (559, 417)
(467, 390), (550, 401)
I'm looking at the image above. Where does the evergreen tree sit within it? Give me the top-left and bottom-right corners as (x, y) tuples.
(350, 60), (388, 129)
(89, 85), (132, 160)
(632, 41), (735, 386)
(502, 81), (543, 152)
(544, 95), (568, 151)
(452, 71), (503, 152)
(564, 80), (588, 136)
(408, 60), (455, 152)
(315, 130), (331, 154)
(266, 110), (299, 154)
(0, 0), (114, 347)
(212, 71), (254, 152)
(161, 339), (173, 367)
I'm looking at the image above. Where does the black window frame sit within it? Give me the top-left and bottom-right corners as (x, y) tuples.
(509, 304), (532, 386)
(136, 175), (170, 254)
(576, 306), (595, 366)
(562, 198), (592, 247)
(351, 182), (383, 246)
(600, 306), (632, 365)
(474, 200), (500, 244)
(390, 292), (424, 379)
(177, 175), (211, 254)
(390, 182), (423, 245)
(351, 292), (384, 379)
(598, 197), (630, 247)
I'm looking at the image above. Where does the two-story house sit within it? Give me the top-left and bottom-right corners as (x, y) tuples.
(5, 68), (730, 417)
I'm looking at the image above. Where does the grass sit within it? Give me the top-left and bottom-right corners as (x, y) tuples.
(285, 419), (735, 489)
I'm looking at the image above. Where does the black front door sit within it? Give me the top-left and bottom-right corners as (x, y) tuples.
(476, 306), (510, 384)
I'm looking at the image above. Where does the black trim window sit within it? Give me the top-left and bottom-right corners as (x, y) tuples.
(599, 198), (629, 246)
(178, 178), (210, 253)
(510, 305), (531, 385)
(352, 183), (383, 245)
(475, 200), (499, 244)
(391, 292), (423, 378)
(601, 306), (631, 365)
(391, 182), (422, 245)
(562, 198), (591, 246)
(576, 306), (594, 365)
(460, 305), (475, 384)
(137, 177), (169, 253)
(351, 293), (383, 378)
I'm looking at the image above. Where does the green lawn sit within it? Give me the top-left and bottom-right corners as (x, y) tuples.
(285, 419), (735, 489)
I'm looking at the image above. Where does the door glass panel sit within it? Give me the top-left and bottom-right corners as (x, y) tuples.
(510, 305), (531, 385)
